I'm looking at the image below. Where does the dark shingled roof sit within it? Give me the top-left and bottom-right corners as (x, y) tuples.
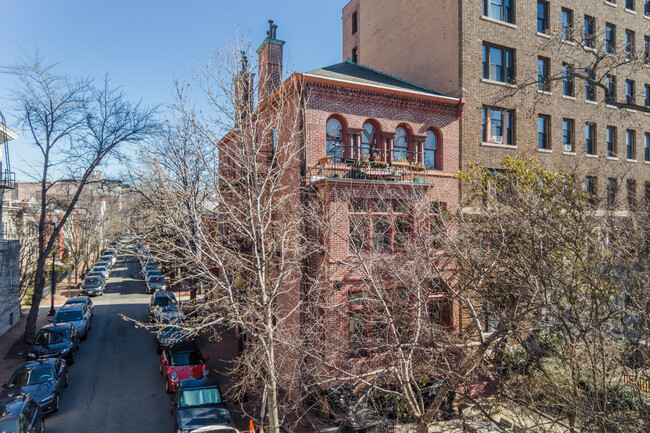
(305, 59), (452, 98)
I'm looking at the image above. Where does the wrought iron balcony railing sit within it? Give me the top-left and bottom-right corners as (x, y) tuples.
(312, 148), (437, 184)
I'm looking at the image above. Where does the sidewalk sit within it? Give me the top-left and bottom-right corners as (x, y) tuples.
(0, 306), (52, 385)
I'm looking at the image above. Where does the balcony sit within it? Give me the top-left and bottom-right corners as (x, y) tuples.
(310, 147), (437, 185)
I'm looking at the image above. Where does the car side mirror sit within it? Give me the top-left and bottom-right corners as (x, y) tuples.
(161, 359), (167, 365)
(2, 382), (6, 388)
(204, 356), (209, 361)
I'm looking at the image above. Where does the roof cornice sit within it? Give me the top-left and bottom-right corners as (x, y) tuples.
(300, 73), (460, 105)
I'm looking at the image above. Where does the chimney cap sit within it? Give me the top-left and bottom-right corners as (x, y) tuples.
(266, 20), (278, 40)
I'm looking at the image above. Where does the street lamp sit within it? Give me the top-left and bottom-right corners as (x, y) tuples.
(47, 220), (57, 316)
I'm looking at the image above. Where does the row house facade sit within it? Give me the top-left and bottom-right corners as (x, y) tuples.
(219, 26), (464, 388)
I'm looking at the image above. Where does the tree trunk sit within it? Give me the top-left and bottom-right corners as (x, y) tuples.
(266, 377), (281, 433)
(421, 333), (500, 427)
(24, 257), (47, 342)
(416, 420), (429, 433)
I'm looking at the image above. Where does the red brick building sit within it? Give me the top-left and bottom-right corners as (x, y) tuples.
(220, 26), (463, 374)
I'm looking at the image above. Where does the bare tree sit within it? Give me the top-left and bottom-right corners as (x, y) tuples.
(3, 55), (156, 341)
(131, 39), (309, 433)
(301, 156), (650, 433)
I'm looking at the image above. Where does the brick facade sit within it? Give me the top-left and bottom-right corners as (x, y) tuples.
(343, 0), (650, 206)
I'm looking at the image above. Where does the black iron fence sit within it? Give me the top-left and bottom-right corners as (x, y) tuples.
(312, 151), (436, 184)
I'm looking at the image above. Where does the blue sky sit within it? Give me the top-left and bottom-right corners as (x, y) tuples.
(0, 0), (347, 181)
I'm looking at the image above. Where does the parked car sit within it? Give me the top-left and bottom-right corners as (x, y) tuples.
(170, 378), (234, 433)
(1, 359), (69, 415)
(64, 296), (94, 317)
(100, 254), (116, 267)
(160, 341), (210, 393)
(0, 394), (45, 432)
(186, 426), (239, 433)
(145, 269), (163, 280)
(93, 265), (110, 280)
(51, 304), (92, 340)
(86, 270), (107, 283)
(146, 275), (167, 294)
(155, 312), (189, 354)
(28, 323), (79, 365)
(149, 291), (179, 323)
(141, 261), (158, 277)
(96, 258), (112, 269)
(81, 275), (105, 296)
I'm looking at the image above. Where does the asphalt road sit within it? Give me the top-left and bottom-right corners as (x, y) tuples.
(44, 257), (174, 433)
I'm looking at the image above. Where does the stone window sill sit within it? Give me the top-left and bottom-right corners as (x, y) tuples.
(562, 151), (577, 156)
(481, 141), (517, 149)
(538, 148), (553, 153)
(585, 154), (598, 158)
(562, 95), (576, 101)
(480, 15), (517, 29)
(585, 100), (598, 105)
(480, 78), (517, 88)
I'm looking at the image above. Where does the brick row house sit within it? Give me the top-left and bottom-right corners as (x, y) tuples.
(218, 26), (463, 387)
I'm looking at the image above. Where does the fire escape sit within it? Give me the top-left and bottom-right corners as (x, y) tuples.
(0, 110), (17, 241)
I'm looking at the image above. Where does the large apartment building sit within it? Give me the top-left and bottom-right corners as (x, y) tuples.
(343, 0), (650, 207)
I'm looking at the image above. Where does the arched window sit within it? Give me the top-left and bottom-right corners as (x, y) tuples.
(360, 122), (377, 156)
(423, 130), (441, 170)
(394, 127), (409, 162)
(326, 117), (344, 159)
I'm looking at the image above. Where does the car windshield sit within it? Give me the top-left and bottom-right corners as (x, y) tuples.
(35, 329), (70, 345)
(85, 277), (101, 285)
(154, 296), (176, 306)
(171, 350), (204, 366)
(180, 387), (221, 407)
(8, 367), (54, 387)
(0, 417), (19, 433)
(53, 310), (84, 322)
(149, 276), (165, 284)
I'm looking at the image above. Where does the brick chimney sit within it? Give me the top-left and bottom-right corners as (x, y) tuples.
(234, 51), (254, 124)
(257, 20), (285, 101)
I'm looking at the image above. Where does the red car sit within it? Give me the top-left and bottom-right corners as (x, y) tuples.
(160, 341), (210, 393)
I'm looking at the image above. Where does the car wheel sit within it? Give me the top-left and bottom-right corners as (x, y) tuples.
(53, 394), (60, 412)
(159, 363), (163, 375)
(165, 378), (171, 393)
(69, 350), (75, 365)
(81, 331), (87, 341)
(64, 372), (69, 388)
(41, 418), (45, 432)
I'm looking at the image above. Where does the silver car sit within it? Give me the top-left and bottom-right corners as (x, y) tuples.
(51, 304), (92, 340)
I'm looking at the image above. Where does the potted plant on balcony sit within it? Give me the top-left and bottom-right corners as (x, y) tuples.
(390, 157), (410, 169)
(353, 153), (371, 168)
(370, 152), (388, 168)
(318, 156), (332, 165)
(410, 162), (426, 172)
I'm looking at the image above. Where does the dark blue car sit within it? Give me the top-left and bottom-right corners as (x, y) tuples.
(170, 378), (234, 433)
(27, 323), (79, 365)
(0, 394), (45, 432)
(1, 359), (69, 415)
(149, 291), (179, 323)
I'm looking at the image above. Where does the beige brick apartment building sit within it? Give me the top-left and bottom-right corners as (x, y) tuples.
(343, 0), (650, 207)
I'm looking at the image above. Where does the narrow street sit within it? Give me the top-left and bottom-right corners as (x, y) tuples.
(44, 257), (174, 432)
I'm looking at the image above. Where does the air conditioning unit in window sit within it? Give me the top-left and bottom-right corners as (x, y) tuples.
(492, 136), (503, 144)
